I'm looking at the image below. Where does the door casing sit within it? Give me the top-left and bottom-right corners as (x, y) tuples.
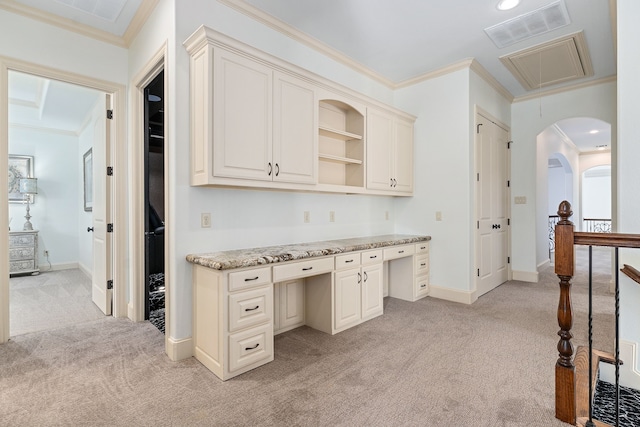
(0, 56), (127, 343)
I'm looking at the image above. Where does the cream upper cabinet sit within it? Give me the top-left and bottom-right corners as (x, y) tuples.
(184, 26), (415, 196)
(213, 48), (273, 181)
(273, 72), (317, 184)
(366, 108), (414, 194)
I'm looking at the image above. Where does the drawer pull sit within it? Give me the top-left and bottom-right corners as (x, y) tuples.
(245, 343), (260, 350)
(420, 263), (426, 267)
(302, 267), (313, 271)
(398, 250), (404, 254)
(420, 246), (426, 250)
(345, 259), (354, 263)
(369, 255), (377, 259)
(245, 305), (260, 312)
(244, 276), (260, 282)
(420, 284), (427, 288)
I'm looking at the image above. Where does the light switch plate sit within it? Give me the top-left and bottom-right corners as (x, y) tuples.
(201, 212), (211, 228)
(514, 196), (527, 205)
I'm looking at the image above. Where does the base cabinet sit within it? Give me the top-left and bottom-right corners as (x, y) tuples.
(274, 279), (305, 334)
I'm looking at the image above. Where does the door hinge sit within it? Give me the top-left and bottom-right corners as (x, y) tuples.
(477, 221), (480, 229)
(507, 180), (510, 187)
(507, 141), (512, 149)
(477, 173), (480, 181)
(107, 166), (113, 176)
(477, 123), (483, 134)
(507, 257), (510, 264)
(508, 218), (510, 226)
(107, 223), (114, 233)
(106, 109), (113, 120)
(107, 280), (113, 290)
(477, 269), (480, 277)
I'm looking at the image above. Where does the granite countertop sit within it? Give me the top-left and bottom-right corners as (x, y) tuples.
(186, 234), (431, 270)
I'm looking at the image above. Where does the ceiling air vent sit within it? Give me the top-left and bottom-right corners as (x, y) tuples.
(500, 31), (594, 91)
(485, 0), (571, 48)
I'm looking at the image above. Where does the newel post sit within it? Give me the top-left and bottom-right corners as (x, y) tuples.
(554, 200), (576, 424)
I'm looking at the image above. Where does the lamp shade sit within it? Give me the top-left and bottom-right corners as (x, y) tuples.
(19, 177), (37, 194)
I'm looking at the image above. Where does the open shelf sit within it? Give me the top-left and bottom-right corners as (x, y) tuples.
(319, 154), (363, 165)
(319, 126), (362, 141)
(318, 99), (365, 188)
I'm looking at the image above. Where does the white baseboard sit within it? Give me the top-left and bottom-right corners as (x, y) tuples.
(600, 340), (640, 390)
(167, 336), (193, 361)
(512, 270), (539, 283)
(537, 259), (550, 270)
(39, 261), (79, 273)
(77, 262), (92, 278)
(428, 285), (477, 305)
(128, 302), (134, 320)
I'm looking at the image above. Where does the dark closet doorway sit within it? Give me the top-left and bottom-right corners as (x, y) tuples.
(144, 71), (165, 333)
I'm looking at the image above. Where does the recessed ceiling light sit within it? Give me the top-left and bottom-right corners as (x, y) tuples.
(589, 129), (600, 134)
(596, 145), (608, 150)
(497, 0), (521, 11)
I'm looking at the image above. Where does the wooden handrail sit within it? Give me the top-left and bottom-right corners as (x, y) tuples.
(574, 232), (640, 248)
(621, 264), (640, 285)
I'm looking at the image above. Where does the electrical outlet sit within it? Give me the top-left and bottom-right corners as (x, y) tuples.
(44, 250), (49, 256)
(304, 211), (310, 223)
(329, 211), (335, 222)
(201, 212), (211, 228)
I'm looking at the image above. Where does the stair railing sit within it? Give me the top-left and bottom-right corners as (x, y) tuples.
(554, 200), (640, 426)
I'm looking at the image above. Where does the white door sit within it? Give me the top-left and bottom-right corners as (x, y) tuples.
(334, 268), (361, 330)
(476, 112), (509, 297)
(361, 264), (383, 320)
(91, 95), (112, 315)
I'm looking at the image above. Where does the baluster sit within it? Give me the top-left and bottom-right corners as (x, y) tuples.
(555, 200), (576, 424)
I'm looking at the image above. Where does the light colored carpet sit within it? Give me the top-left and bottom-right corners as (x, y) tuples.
(9, 269), (105, 336)
(0, 248), (613, 426)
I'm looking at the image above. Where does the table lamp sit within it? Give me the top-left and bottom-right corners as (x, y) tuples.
(19, 177), (37, 231)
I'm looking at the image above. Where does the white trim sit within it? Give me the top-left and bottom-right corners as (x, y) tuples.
(9, 122), (79, 137)
(78, 262), (92, 279)
(39, 261), (79, 272)
(395, 58), (474, 89)
(428, 285), (478, 305)
(512, 75), (617, 103)
(0, 0), (157, 48)
(167, 336), (193, 361)
(551, 124), (579, 152)
(217, 0), (396, 88)
(469, 60), (514, 102)
(0, 56), (128, 343)
(512, 270), (539, 282)
(537, 259), (551, 271)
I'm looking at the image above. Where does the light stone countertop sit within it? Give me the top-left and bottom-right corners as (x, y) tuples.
(186, 234), (431, 271)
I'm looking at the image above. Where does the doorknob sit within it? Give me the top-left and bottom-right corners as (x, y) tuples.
(87, 227), (94, 232)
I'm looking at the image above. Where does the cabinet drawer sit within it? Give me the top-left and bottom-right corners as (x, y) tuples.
(416, 275), (429, 298)
(361, 249), (383, 265)
(228, 323), (273, 373)
(10, 260), (34, 273)
(383, 244), (415, 260)
(415, 242), (429, 254)
(9, 247), (35, 261)
(273, 257), (334, 282)
(335, 253), (360, 269)
(228, 267), (272, 292)
(415, 255), (429, 275)
(9, 234), (36, 246)
(229, 286), (273, 332)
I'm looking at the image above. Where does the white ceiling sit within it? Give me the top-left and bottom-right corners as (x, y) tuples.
(5, 0), (615, 152)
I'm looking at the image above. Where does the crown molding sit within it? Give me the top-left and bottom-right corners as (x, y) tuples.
(0, 0), (157, 48)
(9, 121), (79, 137)
(217, 0), (396, 88)
(394, 58), (473, 89)
(513, 75), (617, 103)
(551, 123), (579, 153)
(469, 59), (514, 102)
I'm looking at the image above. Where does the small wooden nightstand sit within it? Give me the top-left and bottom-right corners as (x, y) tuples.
(9, 230), (39, 276)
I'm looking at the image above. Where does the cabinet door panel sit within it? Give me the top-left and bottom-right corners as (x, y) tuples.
(273, 73), (317, 184)
(361, 264), (383, 320)
(334, 268), (361, 330)
(214, 49), (272, 180)
(394, 118), (414, 193)
(366, 109), (393, 191)
(279, 279), (305, 329)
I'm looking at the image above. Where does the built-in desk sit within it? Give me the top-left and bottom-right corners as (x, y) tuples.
(186, 234), (430, 380)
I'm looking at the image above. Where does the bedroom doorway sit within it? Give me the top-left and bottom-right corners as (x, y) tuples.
(144, 71), (165, 333)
